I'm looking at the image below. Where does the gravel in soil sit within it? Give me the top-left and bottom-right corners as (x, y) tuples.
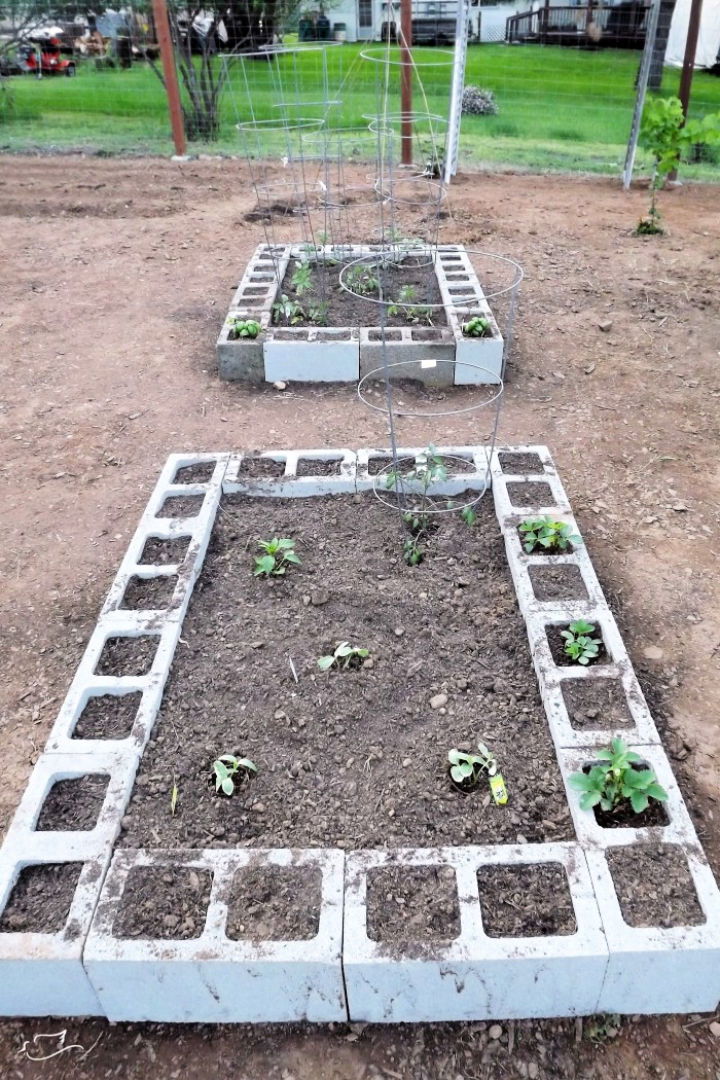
(278, 256), (446, 330)
(113, 866), (212, 939)
(174, 462), (216, 484)
(96, 635), (158, 677)
(158, 495), (205, 518)
(547, 624), (608, 667)
(35, 775), (108, 831)
(139, 536), (190, 566)
(606, 844), (705, 928)
(561, 677), (633, 729)
(506, 481), (556, 508)
(0, 863), (83, 934)
(225, 864), (322, 941)
(120, 575), (178, 611)
(296, 458), (343, 477)
(366, 865), (461, 951)
(498, 452), (545, 475)
(239, 456), (286, 478)
(528, 565), (588, 602)
(477, 863), (577, 937)
(119, 494), (573, 850)
(73, 691), (142, 739)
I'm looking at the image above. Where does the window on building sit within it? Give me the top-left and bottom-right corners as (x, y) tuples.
(359, 0), (373, 27)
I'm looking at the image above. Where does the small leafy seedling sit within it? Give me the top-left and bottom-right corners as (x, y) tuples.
(345, 264), (379, 297)
(254, 537), (301, 577)
(403, 536), (425, 565)
(229, 317), (261, 340)
(388, 284), (433, 325)
(272, 294), (305, 325)
(308, 301), (329, 326)
(568, 738), (668, 815)
(317, 641), (369, 671)
(212, 754), (258, 797)
(448, 742), (497, 787)
(519, 517), (581, 554)
(461, 505), (477, 527)
(561, 619), (601, 665)
(462, 316), (490, 338)
(291, 261), (313, 296)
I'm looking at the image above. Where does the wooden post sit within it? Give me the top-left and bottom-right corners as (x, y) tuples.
(400, 0), (413, 166)
(152, 0), (186, 157)
(678, 0), (703, 120)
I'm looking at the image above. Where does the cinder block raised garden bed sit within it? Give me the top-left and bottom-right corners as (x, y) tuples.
(1, 447), (720, 1022)
(217, 244), (504, 385)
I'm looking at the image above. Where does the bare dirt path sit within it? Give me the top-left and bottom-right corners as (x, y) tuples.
(1, 155), (719, 1078)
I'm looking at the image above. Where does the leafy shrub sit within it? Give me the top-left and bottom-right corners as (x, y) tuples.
(461, 86), (499, 117)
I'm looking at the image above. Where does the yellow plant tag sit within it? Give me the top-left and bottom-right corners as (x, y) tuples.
(489, 773), (508, 805)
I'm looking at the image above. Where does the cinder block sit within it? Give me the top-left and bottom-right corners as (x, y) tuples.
(343, 845), (608, 1022)
(216, 312), (267, 382)
(264, 331), (360, 383)
(355, 445), (491, 499)
(84, 848), (348, 1023)
(225, 450), (357, 496)
(358, 327), (456, 384)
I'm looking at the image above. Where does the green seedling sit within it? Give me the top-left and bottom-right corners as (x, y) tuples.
(403, 536), (425, 566)
(308, 301), (329, 326)
(448, 742), (498, 786)
(519, 517), (581, 554)
(212, 754), (258, 797)
(345, 265), (379, 297)
(291, 261), (313, 295)
(461, 505), (477, 527)
(387, 446), (449, 564)
(462, 316), (490, 338)
(388, 285), (433, 325)
(561, 619), (601, 665)
(317, 641), (369, 671)
(568, 738), (668, 815)
(254, 537), (301, 577)
(272, 294), (305, 325)
(229, 317), (261, 340)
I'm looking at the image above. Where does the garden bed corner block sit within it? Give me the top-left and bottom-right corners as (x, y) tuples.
(216, 244), (505, 385)
(83, 848), (347, 1023)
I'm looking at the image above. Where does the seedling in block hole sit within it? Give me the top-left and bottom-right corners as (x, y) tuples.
(561, 619), (601, 665)
(519, 517), (581, 554)
(212, 754), (258, 797)
(317, 642), (369, 671)
(568, 738), (668, 815)
(462, 316), (490, 338)
(229, 317), (261, 340)
(254, 537), (301, 577)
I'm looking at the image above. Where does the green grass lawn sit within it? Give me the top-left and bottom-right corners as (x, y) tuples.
(1, 43), (719, 178)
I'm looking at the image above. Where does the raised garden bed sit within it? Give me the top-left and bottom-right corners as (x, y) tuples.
(2, 445), (720, 1024)
(216, 244), (505, 386)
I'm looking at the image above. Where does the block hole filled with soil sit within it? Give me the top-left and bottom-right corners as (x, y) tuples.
(561, 677), (633, 730)
(581, 762), (670, 829)
(0, 862), (83, 934)
(157, 494), (205, 519)
(366, 865), (461, 952)
(546, 622), (609, 667)
(112, 866), (213, 940)
(35, 775), (109, 831)
(120, 575), (178, 611)
(498, 452), (545, 475)
(226, 865), (322, 941)
(606, 844), (705, 928)
(506, 481), (555, 508)
(239, 456), (286, 478)
(139, 535), (190, 566)
(296, 457), (343, 477)
(95, 635), (158, 677)
(477, 863), (577, 937)
(73, 691), (142, 739)
(528, 565), (588, 603)
(174, 461), (215, 484)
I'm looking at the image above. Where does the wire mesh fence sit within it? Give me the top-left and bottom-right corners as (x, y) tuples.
(1, 8), (719, 180)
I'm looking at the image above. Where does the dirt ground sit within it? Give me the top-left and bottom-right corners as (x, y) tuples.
(1, 155), (719, 1079)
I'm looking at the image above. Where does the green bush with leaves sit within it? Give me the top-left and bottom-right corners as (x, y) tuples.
(212, 754), (258, 797)
(560, 619), (601, 665)
(317, 641), (369, 671)
(638, 96), (720, 234)
(568, 739), (668, 815)
(229, 317), (261, 340)
(519, 517), (581, 554)
(254, 537), (301, 577)
(462, 316), (490, 338)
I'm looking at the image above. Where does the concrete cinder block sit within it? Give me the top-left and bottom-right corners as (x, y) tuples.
(343, 845), (608, 1022)
(358, 327), (456, 385)
(264, 331), (360, 383)
(84, 848), (348, 1023)
(216, 312), (267, 382)
(354, 445), (491, 499)
(225, 450), (357, 496)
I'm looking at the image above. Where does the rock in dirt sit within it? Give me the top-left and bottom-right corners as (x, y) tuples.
(709, 1020), (720, 1038)
(273, 381), (287, 391)
(643, 645), (664, 660)
(598, 319), (613, 332)
(488, 1024), (503, 1040)
(430, 693), (448, 710)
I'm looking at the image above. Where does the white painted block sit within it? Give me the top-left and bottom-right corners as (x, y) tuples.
(84, 849), (347, 1023)
(264, 338), (360, 383)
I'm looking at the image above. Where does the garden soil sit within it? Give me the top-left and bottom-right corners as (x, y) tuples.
(1, 156), (719, 1078)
